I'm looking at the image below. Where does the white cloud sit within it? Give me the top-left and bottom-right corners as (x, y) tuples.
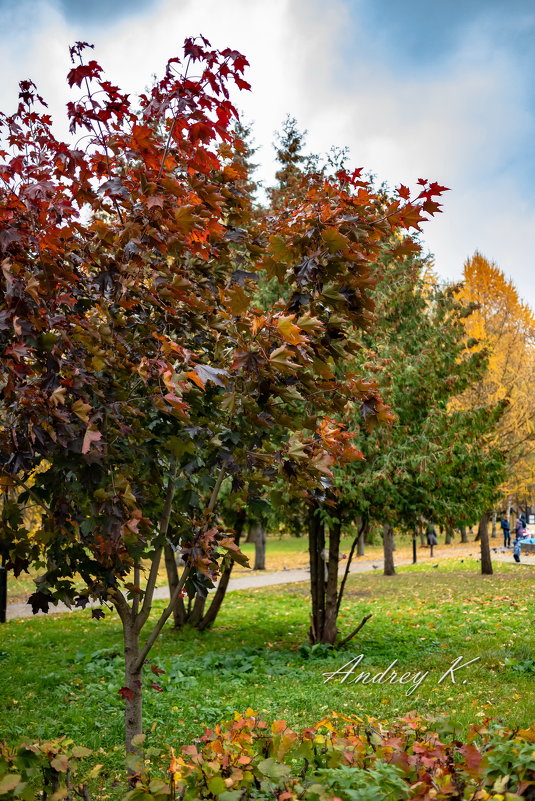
(1, 0), (533, 303)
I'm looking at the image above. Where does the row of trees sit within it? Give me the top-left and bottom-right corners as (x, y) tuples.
(1, 39), (532, 758)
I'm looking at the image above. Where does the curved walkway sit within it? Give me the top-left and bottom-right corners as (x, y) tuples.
(5, 549), (533, 620)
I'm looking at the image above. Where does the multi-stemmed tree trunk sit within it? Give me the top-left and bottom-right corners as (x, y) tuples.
(478, 511), (493, 575)
(322, 518), (341, 645)
(308, 505), (371, 645)
(115, 462), (235, 755)
(383, 523), (395, 575)
(165, 510), (246, 632)
(110, 467), (186, 758)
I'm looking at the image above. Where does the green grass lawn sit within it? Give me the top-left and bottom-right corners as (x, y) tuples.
(1, 559), (533, 796)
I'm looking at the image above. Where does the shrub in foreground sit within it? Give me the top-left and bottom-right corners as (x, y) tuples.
(162, 711), (535, 801)
(2, 712), (534, 801)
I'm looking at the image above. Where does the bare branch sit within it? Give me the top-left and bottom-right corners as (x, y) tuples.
(134, 564), (191, 671)
(336, 614), (373, 649)
(336, 516), (367, 615)
(208, 464), (226, 513)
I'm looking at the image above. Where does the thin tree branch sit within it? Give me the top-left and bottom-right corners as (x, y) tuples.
(108, 587), (131, 625)
(134, 564), (191, 671)
(137, 458), (177, 627)
(8, 476), (49, 514)
(207, 464), (226, 513)
(132, 564), (141, 617)
(336, 614), (373, 649)
(336, 516), (366, 615)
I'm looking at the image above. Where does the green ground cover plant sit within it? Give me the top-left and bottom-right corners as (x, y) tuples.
(1, 562), (533, 797)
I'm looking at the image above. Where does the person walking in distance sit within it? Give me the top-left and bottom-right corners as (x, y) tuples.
(426, 523), (438, 558)
(500, 515), (511, 548)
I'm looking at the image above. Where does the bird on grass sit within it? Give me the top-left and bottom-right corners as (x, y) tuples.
(372, 565), (379, 570)
(432, 564), (439, 568)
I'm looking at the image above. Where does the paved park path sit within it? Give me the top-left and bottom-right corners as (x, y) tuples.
(5, 549), (533, 620)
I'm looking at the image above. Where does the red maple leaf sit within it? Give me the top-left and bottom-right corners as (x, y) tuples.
(67, 61), (103, 88)
(428, 181), (450, 195)
(234, 76), (251, 91)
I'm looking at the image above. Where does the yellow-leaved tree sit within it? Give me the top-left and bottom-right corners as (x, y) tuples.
(456, 252), (535, 528)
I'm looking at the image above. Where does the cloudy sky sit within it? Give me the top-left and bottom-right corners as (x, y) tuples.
(1, 0), (534, 304)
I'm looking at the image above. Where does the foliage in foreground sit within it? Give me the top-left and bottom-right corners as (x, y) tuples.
(0, 738), (97, 801)
(165, 712), (535, 801)
(2, 712), (535, 801)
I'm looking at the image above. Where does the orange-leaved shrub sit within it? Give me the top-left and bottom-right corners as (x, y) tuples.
(142, 711), (535, 801)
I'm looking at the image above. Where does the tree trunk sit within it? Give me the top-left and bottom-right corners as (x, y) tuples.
(445, 526), (453, 545)
(506, 497), (512, 528)
(188, 593), (206, 626)
(308, 501), (325, 644)
(197, 510), (245, 631)
(322, 519), (341, 645)
(167, 510), (246, 631)
(123, 622), (143, 757)
(418, 521), (425, 546)
(364, 523), (373, 545)
(383, 523), (395, 576)
(196, 561), (232, 631)
(250, 522), (266, 570)
(460, 526), (468, 543)
(164, 543), (186, 628)
(337, 515), (367, 616)
(479, 512), (493, 575)
(491, 510), (497, 539)
(357, 519), (365, 556)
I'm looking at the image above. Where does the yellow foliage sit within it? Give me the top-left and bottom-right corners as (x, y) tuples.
(456, 252), (535, 503)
